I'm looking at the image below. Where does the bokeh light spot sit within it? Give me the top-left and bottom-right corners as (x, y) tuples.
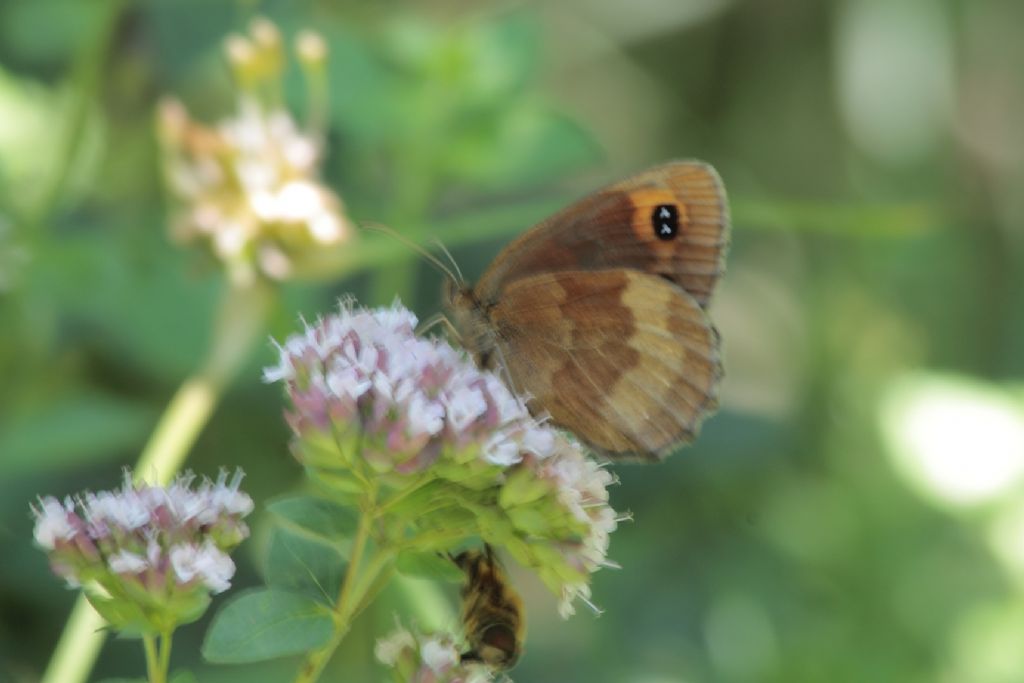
(882, 374), (1024, 508)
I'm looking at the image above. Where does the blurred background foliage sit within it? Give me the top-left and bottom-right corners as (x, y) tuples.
(2, 0), (1024, 682)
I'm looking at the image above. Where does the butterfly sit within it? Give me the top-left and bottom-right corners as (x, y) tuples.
(444, 161), (729, 461)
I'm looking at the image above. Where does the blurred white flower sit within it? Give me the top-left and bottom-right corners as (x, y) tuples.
(375, 624), (499, 683)
(157, 18), (349, 285)
(374, 627), (417, 667)
(108, 550), (148, 575)
(32, 497), (78, 550)
(170, 541), (236, 593)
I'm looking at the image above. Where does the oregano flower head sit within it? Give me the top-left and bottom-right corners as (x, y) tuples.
(31, 470), (253, 633)
(265, 299), (621, 617)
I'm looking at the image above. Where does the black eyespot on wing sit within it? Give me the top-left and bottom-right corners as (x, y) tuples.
(652, 204), (679, 241)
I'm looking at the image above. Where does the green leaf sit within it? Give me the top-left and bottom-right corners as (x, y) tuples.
(201, 589), (334, 664)
(267, 495), (359, 542)
(0, 391), (155, 476)
(396, 551), (465, 583)
(265, 527), (347, 604)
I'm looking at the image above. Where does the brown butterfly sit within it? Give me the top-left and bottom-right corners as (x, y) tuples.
(444, 160), (729, 461)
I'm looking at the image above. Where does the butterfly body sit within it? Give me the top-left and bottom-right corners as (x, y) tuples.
(446, 161), (729, 461)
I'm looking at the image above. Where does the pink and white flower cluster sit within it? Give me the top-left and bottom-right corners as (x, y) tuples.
(506, 439), (620, 618)
(266, 300), (620, 617)
(264, 300), (554, 474)
(376, 625), (495, 683)
(32, 470), (252, 598)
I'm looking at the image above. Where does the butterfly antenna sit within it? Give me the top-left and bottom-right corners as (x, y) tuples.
(430, 237), (464, 286)
(362, 222), (460, 284)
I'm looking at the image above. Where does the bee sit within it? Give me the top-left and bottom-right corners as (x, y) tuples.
(451, 545), (525, 670)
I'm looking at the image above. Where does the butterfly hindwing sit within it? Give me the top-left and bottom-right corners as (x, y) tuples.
(487, 269), (722, 460)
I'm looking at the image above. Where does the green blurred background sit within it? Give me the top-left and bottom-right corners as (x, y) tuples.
(3, 0), (1024, 681)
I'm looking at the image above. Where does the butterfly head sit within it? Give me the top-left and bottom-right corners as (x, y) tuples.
(442, 278), (500, 371)
(442, 275), (468, 311)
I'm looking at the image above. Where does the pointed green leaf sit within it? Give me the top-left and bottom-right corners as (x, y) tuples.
(265, 526), (347, 604)
(201, 589), (334, 663)
(267, 495), (358, 542)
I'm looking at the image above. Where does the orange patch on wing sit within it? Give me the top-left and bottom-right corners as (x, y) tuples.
(627, 188), (689, 243)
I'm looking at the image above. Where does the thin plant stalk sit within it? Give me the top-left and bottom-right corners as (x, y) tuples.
(40, 281), (273, 683)
(159, 630), (174, 683)
(292, 488), (395, 683)
(141, 630), (173, 683)
(143, 634), (161, 683)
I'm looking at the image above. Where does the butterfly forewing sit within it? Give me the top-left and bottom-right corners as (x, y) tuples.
(475, 161), (729, 310)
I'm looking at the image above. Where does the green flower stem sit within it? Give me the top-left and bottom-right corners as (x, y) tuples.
(372, 475), (432, 515)
(293, 488), (392, 683)
(143, 630), (172, 683)
(143, 634), (161, 683)
(40, 281), (273, 683)
(159, 630), (174, 683)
